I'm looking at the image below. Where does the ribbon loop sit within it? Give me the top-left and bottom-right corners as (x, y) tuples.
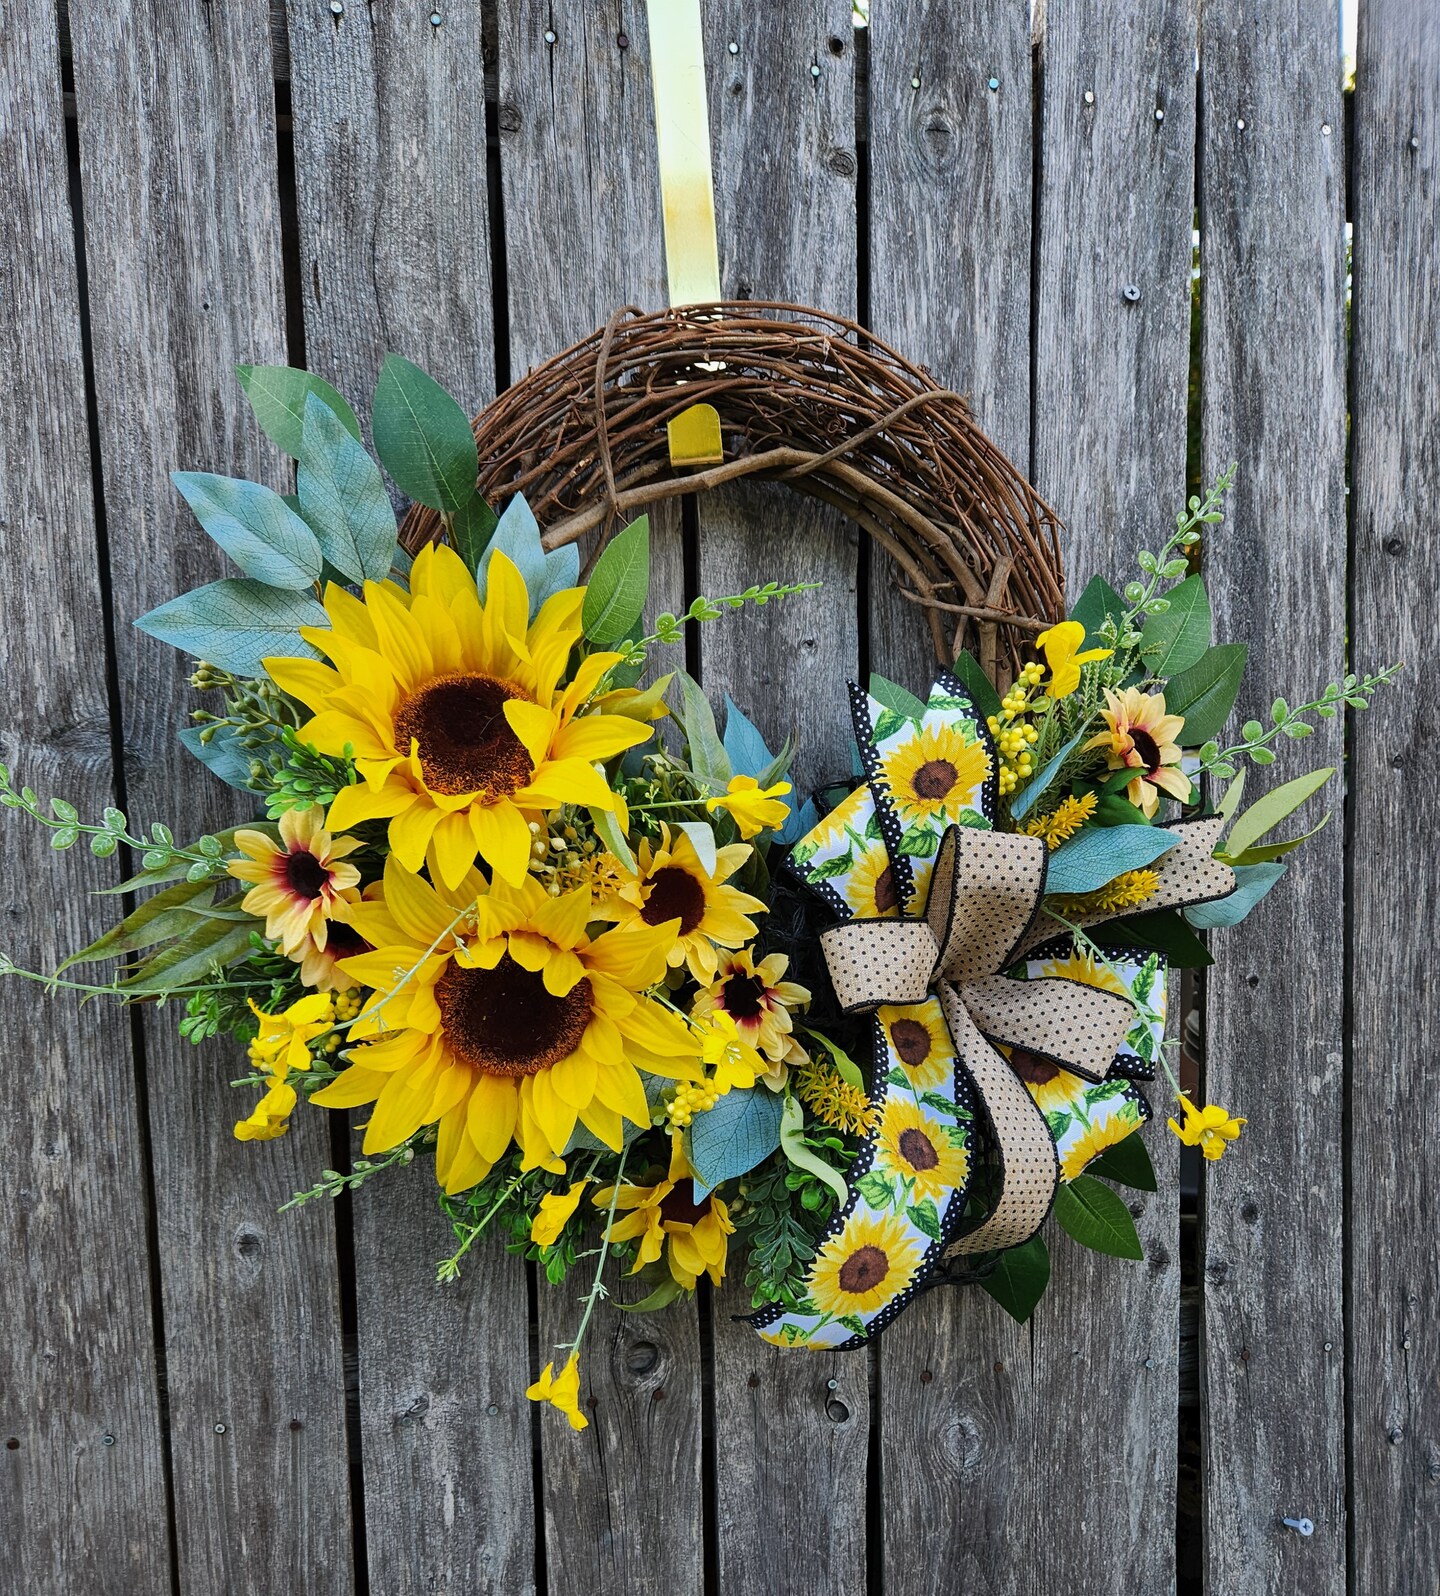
(819, 918), (936, 1012)
(958, 975), (1134, 1084)
(928, 827), (1047, 984)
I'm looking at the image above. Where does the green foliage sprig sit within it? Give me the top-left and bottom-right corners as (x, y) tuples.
(621, 582), (821, 667)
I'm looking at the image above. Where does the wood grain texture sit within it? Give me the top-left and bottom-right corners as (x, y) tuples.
(1349, 5), (1440, 1591)
(0, 6), (173, 1591)
(1197, 8), (1349, 1592)
(496, 6), (698, 1590)
(694, 6), (870, 1592)
(1027, 5), (1196, 1591)
(66, 3), (355, 1589)
(864, 7), (1039, 1589)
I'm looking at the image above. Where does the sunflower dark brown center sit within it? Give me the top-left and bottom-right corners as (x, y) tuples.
(889, 1018), (932, 1067)
(1009, 1048), (1060, 1087)
(435, 954), (592, 1077)
(873, 864), (899, 913)
(285, 850), (331, 900)
(1129, 726), (1161, 773)
(722, 973), (766, 1021)
(659, 1186), (710, 1227)
(838, 1244), (890, 1295)
(912, 759), (957, 800)
(898, 1126), (940, 1171)
(641, 866), (706, 936)
(392, 673), (535, 798)
(324, 921), (370, 959)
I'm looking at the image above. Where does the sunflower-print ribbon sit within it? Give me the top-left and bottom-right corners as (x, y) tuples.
(747, 671), (1235, 1350)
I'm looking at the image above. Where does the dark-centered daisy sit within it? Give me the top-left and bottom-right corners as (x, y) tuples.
(227, 805), (362, 964)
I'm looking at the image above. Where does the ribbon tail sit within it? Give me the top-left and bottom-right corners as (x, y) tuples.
(938, 984), (1060, 1257)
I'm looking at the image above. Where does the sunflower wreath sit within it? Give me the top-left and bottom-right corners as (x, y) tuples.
(0, 332), (1399, 1430)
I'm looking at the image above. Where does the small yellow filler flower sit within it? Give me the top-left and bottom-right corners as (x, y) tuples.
(1034, 620), (1113, 700)
(1168, 1096), (1246, 1161)
(530, 1180), (591, 1250)
(527, 1352), (588, 1431)
(234, 990), (336, 1142)
(705, 774), (792, 839)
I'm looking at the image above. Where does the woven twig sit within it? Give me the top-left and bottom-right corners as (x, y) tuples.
(398, 302), (1065, 678)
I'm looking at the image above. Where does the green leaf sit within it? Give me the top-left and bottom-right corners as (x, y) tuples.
(854, 1171), (897, 1209)
(906, 1198), (943, 1242)
(1224, 812), (1330, 864)
(118, 915), (259, 995)
(135, 580), (327, 677)
(1215, 768), (1247, 824)
(172, 472), (323, 590)
(978, 1234), (1050, 1323)
(870, 707), (912, 744)
(949, 650), (1002, 720)
(1220, 767), (1334, 859)
(588, 804), (636, 873)
(1086, 1134), (1157, 1192)
(1097, 910), (1212, 969)
(371, 352), (479, 512)
(583, 515), (651, 642)
(451, 491), (498, 570)
(236, 364), (362, 458)
(95, 824), (275, 894)
(615, 1271), (687, 1314)
(1053, 1175), (1144, 1259)
(296, 393), (399, 583)
(1164, 643), (1249, 745)
(779, 1093), (849, 1207)
(896, 823), (941, 858)
(1009, 730), (1087, 821)
(685, 1087), (784, 1196)
(1184, 862), (1286, 930)
(673, 671), (731, 789)
(868, 673), (928, 721)
(1045, 824), (1181, 896)
(1069, 575), (1124, 645)
(1141, 574), (1211, 676)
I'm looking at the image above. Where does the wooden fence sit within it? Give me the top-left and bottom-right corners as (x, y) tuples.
(1, 2), (1435, 1592)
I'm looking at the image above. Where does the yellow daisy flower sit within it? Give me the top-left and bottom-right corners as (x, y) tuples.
(705, 774), (792, 839)
(843, 844), (903, 919)
(1083, 686), (1189, 818)
(595, 1133), (734, 1289)
(690, 947), (811, 1077)
(878, 1001), (954, 1090)
(311, 860), (698, 1192)
(1059, 1106), (1144, 1182)
(810, 1211), (924, 1318)
(227, 805), (362, 962)
(597, 823), (766, 984)
(527, 1353), (588, 1431)
(265, 544), (652, 891)
(880, 721), (991, 824)
(875, 1097), (969, 1202)
(1168, 1097), (1245, 1161)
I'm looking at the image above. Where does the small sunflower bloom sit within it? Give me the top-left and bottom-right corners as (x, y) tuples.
(595, 1133), (735, 1289)
(705, 774), (792, 839)
(1083, 686), (1189, 817)
(530, 1179), (591, 1250)
(527, 1353), (588, 1431)
(691, 947), (811, 1087)
(1168, 1096), (1246, 1161)
(1034, 621), (1114, 700)
(228, 805), (362, 963)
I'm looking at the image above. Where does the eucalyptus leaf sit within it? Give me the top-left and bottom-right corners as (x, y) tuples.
(722, 694), (777, 780)
(1164, 643), (1249, 746)
(178, 724), (255, 792)
(1141, 573), (1211, 676)
(371, 352), (479, 512)
(978, 1234), (1050, 1323)
(1045, 824), (1181, 896)
(776, 794), (819, 847)
(686, 1087), (784, 1198)
(297, 392), (399, 583)
(172, 472), (323, 590)
(1053, 1174), (1144, 1259)
(582, 514), (651, 643)
(236, 363), (362, 458)
(135, 580), (328, 677)
(1183, 862), (1286, 930)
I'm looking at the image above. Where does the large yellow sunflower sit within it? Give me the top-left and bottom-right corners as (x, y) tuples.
(597, 823), (766, 984)
(844, 844), (903, 919)
(311, 859), (698, 1191)
(810, 1211), (924, 1318)
(1059, 1105), (1144, 1182)
(595, 1133), (734, 1289)
(878, 1001), (954, 1090)
(879, 722), (990, 825)
(264, 543), (652, 891)
(874, 1097), (969, 1202)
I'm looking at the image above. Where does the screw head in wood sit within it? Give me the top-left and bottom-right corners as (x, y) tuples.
(988, 77), (1000, 91)
(544, 29), (556, 44)
(1154, 107), (1165, 121)
(1237, 118), (1247, 130)
(329, 0), (343, 12)
(811, 63), (821, 78)
(827, 1377), (839, 1390)
(101, 1433), (116, 1446)
(911, 76), (921, 89)
(1084, 90), (1095, 104)
(1322, 123), (1332, 136)
(728, 41), (739, 54)
(486, 1403), (498, 1416)
(430, 11), (442, 24)
(213, 1423), (227, 1434)
(1122, 283), (1142, 303)
(1282, 1516), (1314, 1537)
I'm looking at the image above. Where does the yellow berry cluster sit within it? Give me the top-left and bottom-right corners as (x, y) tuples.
(986, 662), (1046, 795)
(665, 1080), (722, 1129)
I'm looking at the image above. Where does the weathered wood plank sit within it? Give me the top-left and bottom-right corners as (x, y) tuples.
(864, 6), (1038, 1589)
(694, 6), (870, 1592)
(66, 3), (355, 1588)
(283, 11), (536, 1591)
(1349, 6), (1440, 1591)
(1197, 9), (1349, 1592)
(0, 7), (173, 1591)
(1025, 5), (1196, 1591)
(495, 6), (701, 1591)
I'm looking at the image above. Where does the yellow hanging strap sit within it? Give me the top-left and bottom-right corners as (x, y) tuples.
(645, 0), (725, 467)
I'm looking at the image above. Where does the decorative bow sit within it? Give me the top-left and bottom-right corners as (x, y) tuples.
(747, 671), (1235, 1351)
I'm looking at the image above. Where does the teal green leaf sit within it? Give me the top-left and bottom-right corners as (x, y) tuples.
(371, 352), (479, 512)
(476, 492), (546, 602)
(178, 725), (254, 791)
(135, 580), (327, 677)
(236, 363), (361, 458)
(296, 392), (398, 583)
(1053, 1174), (1144, 1259)
(686, 1087), (784, 1197)
(1164, 643), (1249, 745)
(1184, 862), (1285, 930)
(1009, 730), (1088, 821)
(172, 472), (322, 589)
(978, 1234), (1050, 1323)
(582, 514), (651, 642)
(1045, 824), (1181, 896)
(1140, 574), (1211, 676)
